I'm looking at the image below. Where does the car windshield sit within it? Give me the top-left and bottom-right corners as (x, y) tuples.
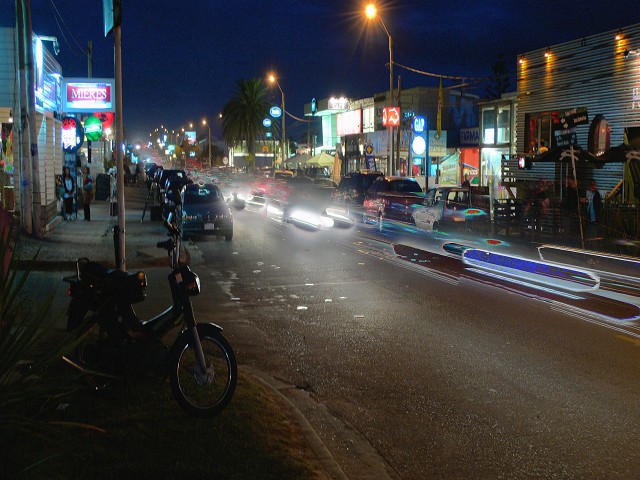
(184, 186), (223, 204)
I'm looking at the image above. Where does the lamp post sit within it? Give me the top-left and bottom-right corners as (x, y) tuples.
(268, 74), (286, 167)
(365, 3), (394, 174)
(202, 119), (211, 167)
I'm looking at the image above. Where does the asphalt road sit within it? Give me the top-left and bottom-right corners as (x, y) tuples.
(187, 205), (640, 479)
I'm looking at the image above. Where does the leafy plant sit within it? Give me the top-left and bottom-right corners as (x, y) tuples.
(0, 225), (78, 474)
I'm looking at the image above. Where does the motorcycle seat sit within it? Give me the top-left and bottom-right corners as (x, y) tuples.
(79, 261), (147, 303)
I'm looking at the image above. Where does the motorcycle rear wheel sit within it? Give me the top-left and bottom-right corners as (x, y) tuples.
(169, 323), (237, 417)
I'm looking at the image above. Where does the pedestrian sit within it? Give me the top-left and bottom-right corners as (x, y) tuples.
(585, 179), (602, 223)
(82, 166), (93, 221)
(62, 167), (75, 220)
(562, 177), (580, 240)
(55, 175), (67, 221)
(538, 139), (549, 154)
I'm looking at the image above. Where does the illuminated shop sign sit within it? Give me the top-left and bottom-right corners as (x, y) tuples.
(62, 78), (115, 113)
(337, 109), (362, 136)
(95, 111), (115, 129)
(363, 106), (375, 133)
(263, 118), (272, 127)
(412, 115), (426, 134)
(185, 131), (196, 146)
(61, 117), (84, 152)
(411, 136), (426, 155)
(328, 97), (349, 110)
(382, 107), (400, 127)
(83, 115), (103, 141)
(270, 106), (282, 118)
(428, 130), (447, 157)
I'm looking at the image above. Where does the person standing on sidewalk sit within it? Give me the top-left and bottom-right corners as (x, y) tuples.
(62, 167), (75, 220)
(82, 166), (93, 221)
(55, 175), (67, 221)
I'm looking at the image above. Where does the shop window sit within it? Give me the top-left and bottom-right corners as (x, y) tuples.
(588, 115), (610, 156)
(525, 113), (554, 153)
(482, 108), (495, 144)
(496, 106), (510, 144)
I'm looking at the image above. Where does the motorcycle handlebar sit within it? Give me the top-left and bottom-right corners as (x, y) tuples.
(163, 219), (181, 238)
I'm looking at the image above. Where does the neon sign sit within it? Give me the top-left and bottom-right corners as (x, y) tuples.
(61, 117), (84, 152)
(382, 107), (400, 127)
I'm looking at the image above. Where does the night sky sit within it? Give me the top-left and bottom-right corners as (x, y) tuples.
(4, 0), (637, 143)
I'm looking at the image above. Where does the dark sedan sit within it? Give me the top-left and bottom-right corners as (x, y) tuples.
(181, 183), (233, 241)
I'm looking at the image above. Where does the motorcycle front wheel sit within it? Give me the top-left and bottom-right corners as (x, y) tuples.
(169, 323), (237, 417)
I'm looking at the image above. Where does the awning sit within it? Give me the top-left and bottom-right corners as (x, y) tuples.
(306, 152), (335, 167)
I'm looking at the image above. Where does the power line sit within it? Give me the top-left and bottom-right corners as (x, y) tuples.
(393, 61), (491, 82)
(49, 0), (86, 56)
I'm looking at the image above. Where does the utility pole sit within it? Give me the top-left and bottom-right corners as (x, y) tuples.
(23, 0), (43, 236)
(113, 0), (126, 271)
(15, 0), (32, 235)
(395, 75), (401, 175)
(87, 40), (92, 164)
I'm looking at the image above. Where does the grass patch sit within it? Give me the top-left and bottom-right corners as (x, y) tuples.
(2, 360), (326, 480)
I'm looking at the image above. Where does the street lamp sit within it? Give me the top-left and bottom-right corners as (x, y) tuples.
(268, 73), (286, 167)
(365, 3), (394, 174)
(202, 119), (211, 167)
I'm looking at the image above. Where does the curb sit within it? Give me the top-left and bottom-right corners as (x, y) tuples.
(244, 367), (348, 480)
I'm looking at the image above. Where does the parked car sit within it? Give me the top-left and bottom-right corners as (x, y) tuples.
(181, 183), (233, 241)
(362, 176), (424, 224)
(331, 171), (384, 219)
(412, 185), (491, 233)
(312, 178), (338, 189)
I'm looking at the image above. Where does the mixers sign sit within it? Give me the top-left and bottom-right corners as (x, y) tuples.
(63, 78), (115, 113)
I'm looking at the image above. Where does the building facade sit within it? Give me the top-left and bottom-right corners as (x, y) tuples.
(510, 23), (640, 200)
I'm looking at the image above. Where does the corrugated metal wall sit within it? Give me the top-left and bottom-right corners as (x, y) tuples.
(515, 23), (640, 197)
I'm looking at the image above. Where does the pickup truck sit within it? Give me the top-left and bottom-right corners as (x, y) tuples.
(412, 185), (490, 233)
(362, 176), (424, 224)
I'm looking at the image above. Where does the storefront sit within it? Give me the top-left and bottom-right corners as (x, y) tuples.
(514, 23), (640, 199)
(0, 29), (64, 226)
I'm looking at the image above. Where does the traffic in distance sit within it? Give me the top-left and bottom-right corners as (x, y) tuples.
(141, 160), (640, 326)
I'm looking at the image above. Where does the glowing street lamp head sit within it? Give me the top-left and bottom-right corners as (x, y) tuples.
(268, 74), (276, 84)
(202, 119), (207, 126)
(365, 4), (377, 19)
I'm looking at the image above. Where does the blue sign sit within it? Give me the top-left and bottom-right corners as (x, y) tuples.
(263, 118), (272, 127)
(412, 115), (426, 134)
(270, 106), (282, 118)
(266, 132), (272, 138)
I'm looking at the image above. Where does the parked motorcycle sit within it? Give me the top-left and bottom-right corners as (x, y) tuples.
(62, 220), (237, 417)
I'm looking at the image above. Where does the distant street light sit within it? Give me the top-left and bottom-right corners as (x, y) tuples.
(268, 73), (286, 167)
(202, 119), (212, 167)
(365, 3), (394, 174)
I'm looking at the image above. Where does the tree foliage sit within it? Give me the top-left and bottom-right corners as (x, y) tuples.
(221, 78), (270, 167)
(485, 54), (511, 100)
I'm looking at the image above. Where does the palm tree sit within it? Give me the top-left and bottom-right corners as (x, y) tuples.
(221, 78), (270, 168)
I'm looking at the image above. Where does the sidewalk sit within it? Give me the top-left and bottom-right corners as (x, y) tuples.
(14, 185), (192, 270)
